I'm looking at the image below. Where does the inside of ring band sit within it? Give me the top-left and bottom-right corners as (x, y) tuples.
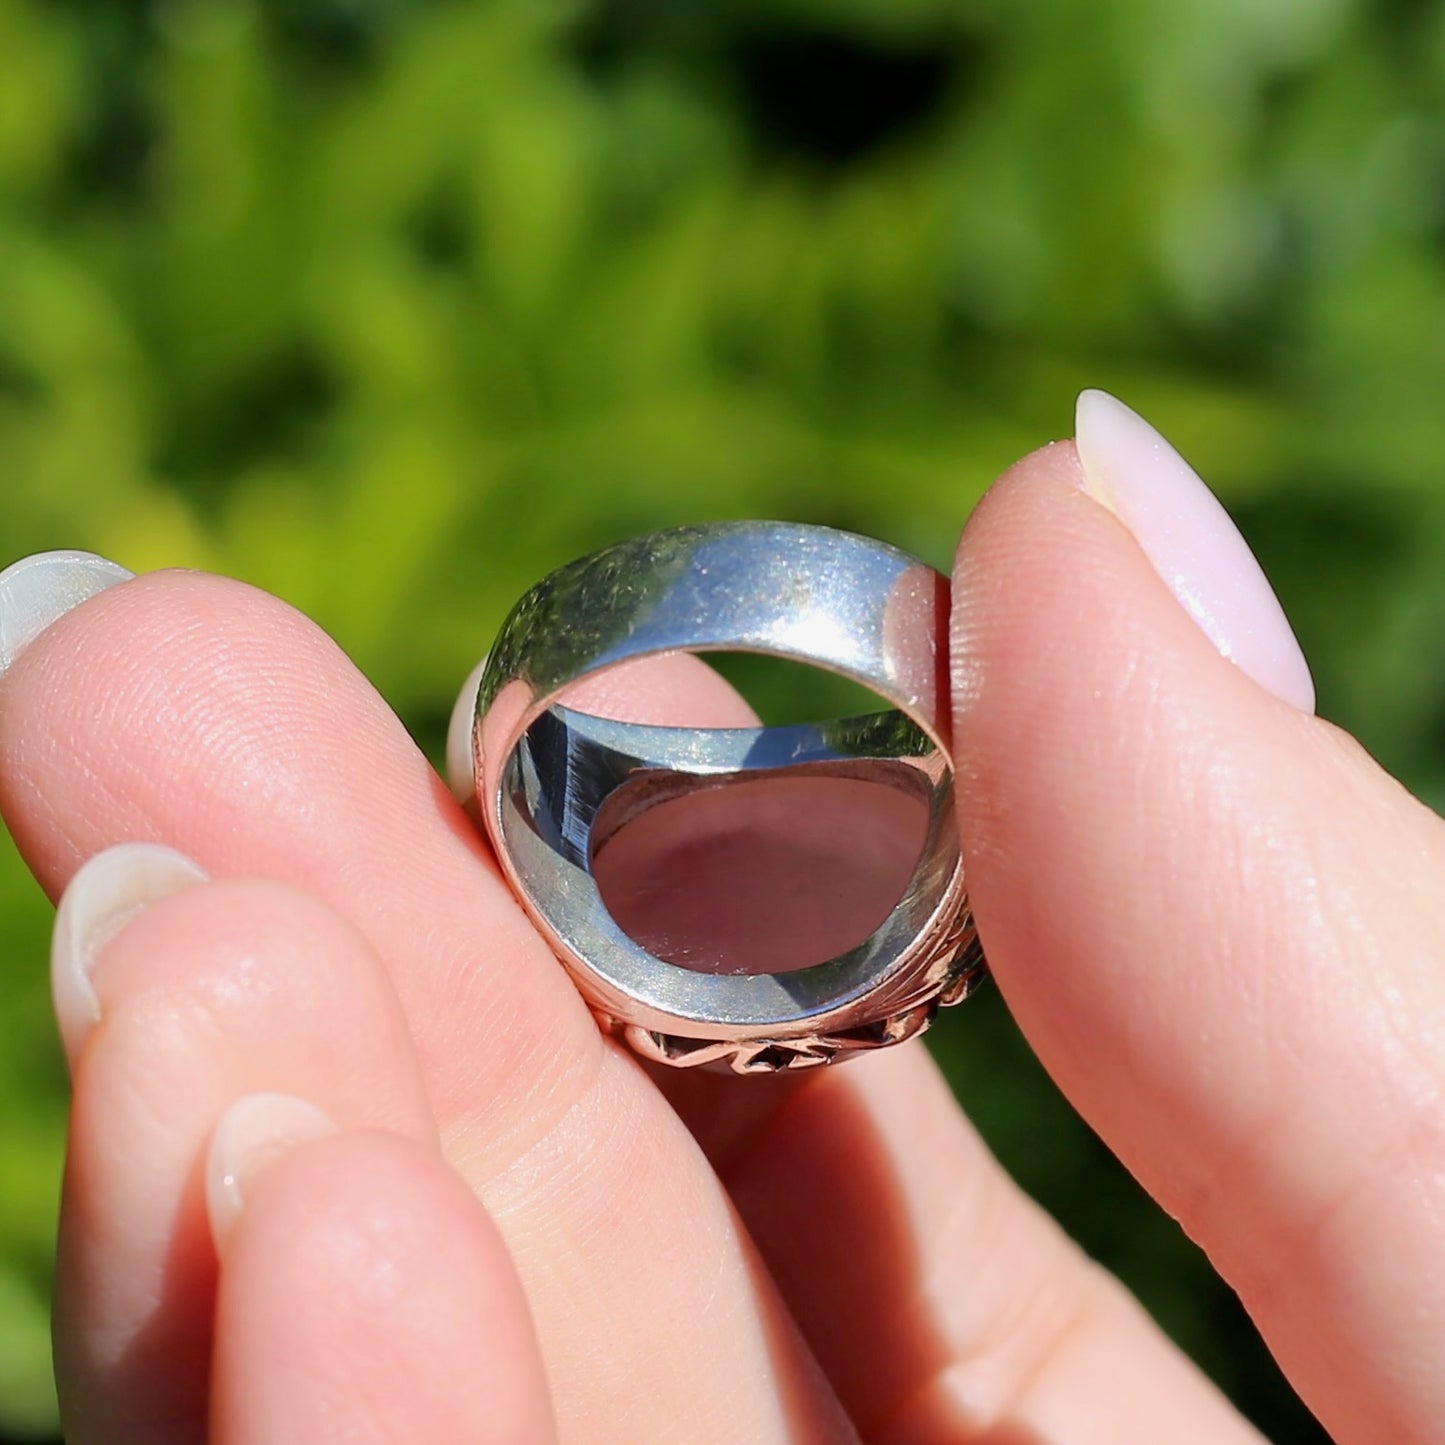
(500, 703), (960, 988)
(590, 759), (935, 975)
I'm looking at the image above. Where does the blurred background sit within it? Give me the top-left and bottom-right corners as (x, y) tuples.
(2, 0), (1444, 1437)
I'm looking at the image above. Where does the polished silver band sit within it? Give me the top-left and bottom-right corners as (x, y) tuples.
(474, 522), (985, 1073)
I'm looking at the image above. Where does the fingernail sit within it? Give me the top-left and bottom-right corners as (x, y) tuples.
(445, 655), (487, 804)
(1074, 389), (1316, 713)
(0, 551), (133, 677)
(206, 1092), (337, 1245)
(51, 843), (210, 1064)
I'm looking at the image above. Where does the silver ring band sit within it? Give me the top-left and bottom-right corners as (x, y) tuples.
(474, 522), (985, 1073)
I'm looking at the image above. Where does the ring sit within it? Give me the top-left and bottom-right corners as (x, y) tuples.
(474, 522), (986, 1074)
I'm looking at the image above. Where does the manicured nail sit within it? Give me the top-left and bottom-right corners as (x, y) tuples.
(51, 843), (209, 1064)
(206, 1092), (337, 1245)
(1074, 390), (1316, 713)
(0, 551), (133, 677)
(445, 655), (488, 804)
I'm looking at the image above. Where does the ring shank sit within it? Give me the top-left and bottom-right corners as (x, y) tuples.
(476, 522), (985, 1071)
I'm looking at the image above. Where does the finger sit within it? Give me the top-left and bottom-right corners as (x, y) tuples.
(207, 1101), (554, 1445)
(666, 1042), (1263, 1444)
(0, 571), (850, 1442)
(951, 421), (1445, 1441)
(53, 848), (435, 1444)
(566, 669), (1265, 1435)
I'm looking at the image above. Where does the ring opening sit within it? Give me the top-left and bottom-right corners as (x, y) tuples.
(590, 764), (932, 975)
(700, 653), (893, 726)
(482, 525), (964, 1031)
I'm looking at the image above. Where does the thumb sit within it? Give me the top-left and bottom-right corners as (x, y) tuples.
(952, 392), (1445, 1445)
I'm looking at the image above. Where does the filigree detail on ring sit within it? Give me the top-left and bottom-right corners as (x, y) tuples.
(597, 909), (988, 1075)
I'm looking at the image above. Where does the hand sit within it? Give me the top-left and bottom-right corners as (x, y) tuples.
(2, 396), (1441, 1443)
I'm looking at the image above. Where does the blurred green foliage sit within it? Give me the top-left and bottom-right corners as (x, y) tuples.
(2, 0), (1444, 1436)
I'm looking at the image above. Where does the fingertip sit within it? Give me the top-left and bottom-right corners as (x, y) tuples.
(0, 566), (415, 899)
(206, 1092), (338, 1248)
(212, 1128), (556, 1444)
(950, 430), (1328, 1048)
(0, 549), (133, 678)
(51, 842), (210, 1067)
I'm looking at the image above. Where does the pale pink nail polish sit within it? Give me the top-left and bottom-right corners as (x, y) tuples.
(1074, 389), (1316, 713)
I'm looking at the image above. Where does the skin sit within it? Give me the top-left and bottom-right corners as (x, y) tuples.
(1, 441), (1442, 1442)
